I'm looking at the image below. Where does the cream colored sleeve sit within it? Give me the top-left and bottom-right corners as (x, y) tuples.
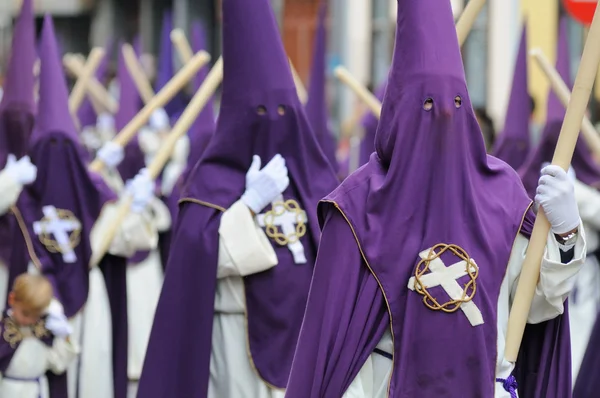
(46, 337), (80, 375)
(0, 169), (23, 215)
(147, 197), (172, 232)
(90, 201), (159, 259)
(217, 200), (278, 278)
(508, 227), (586, 324)
(574, 179), (600, 230)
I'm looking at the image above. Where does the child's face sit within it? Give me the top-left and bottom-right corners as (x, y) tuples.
(8, 294), (42, 326)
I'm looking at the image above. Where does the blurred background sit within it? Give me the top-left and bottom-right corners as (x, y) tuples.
(0, 0), (595, 145)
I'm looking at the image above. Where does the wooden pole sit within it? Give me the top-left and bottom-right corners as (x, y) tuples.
(122, 43), (156, 105)
(171, 28), (194, 64)
(530, 48), (600, 159)
(505, 3), (600, 362)
(455, 0), (486, 47)
(88, 51), (211, 173)
(69, 48), (105, 115)
(89, 58), (223, 267)
(63, 55), (118, 115)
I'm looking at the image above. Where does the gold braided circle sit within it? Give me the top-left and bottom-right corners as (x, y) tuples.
(413, 244), (478, 313)
(263, 199), (307, 246)
(2, 316), (48, 348)
(37, 209), (81, 254)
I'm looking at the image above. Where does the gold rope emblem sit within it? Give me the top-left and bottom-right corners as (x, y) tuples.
(413, 244), (478, 313)
(262, 199), (307, 246)
(2, 316), (49, 348)
(33, 207), (82, 261)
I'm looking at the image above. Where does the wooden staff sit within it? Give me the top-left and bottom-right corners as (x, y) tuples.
(171, 28), (194, 64)
(530, 48), (600, 159)
(505, 4), (600, 362)
(89, 58), (224, 267)
(63, 55), (118, 114)
(69, 48), (105, 115)
(122, 43), (155, 104)
(455, 0), (486, 47)
(88, 51), (211, 173)
(289, 59), (308, 104)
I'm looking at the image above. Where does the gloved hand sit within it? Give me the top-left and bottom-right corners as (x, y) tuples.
(149, 108), (170, 132)
(241, 154), (289, 214)
(5, 154), (37, 185)
(97, 141), (125, 169)
(536, 165), (581, 235)
(96, 113), (115, 133)
(126, 168), (155, 213)
(542, 162), (576, 182)
(45, 311), (73, 338)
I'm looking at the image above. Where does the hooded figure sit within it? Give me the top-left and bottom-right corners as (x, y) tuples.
(284, 1), (583, 397)
(493, 25), (532, 170)
(305, 1), (337, 171)
(2, 16), (159, 398)
(359, 80), (387, 167)
(137, 0), (338, 396)
(0, 0), (36, 313)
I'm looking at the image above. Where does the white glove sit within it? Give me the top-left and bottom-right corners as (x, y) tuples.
(96, 113), (116, 133)
(45, 311), (73, 338)
(536, 165), (581, 235)
(126, 168), (156, 213)
(5, 154), (37, 185)
(542, 162), (576, 182)
(149, 108), (170, 131)
(241, 154), (289, 214)
(97, 141), (125, 169)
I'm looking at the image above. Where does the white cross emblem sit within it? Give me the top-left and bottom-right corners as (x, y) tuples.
(33, 206), (82, 263)
(256, 195), (308, 264)
(408, 248), (484, 327)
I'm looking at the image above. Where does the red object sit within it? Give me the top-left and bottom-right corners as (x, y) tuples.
(563, 0), (599, 25)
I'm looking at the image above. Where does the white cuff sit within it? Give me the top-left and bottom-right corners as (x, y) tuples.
(218, 200), (278, 277)
(0, 169), (23, 215)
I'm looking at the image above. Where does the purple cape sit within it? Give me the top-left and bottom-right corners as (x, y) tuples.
(519, 16), (600, 193)
(359, 81), (387, 168)
(137, 0), (338, 395)
(493, 25), (532, 170)
(286, 0), (570, 396)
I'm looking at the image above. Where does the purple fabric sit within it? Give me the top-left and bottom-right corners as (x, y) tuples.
(573, 312), (600, 397)
(305, 2), (337, 170)
(287, 1), (569, 396)
(137, 0), (338, 395)
(493, 25), (532, 170)
(155, 11), (187, 118)
(115, 42), (150, 264)
(0, 0), (36, 166)
(519, 16), (600, 194)
(358, 81), (387, 168)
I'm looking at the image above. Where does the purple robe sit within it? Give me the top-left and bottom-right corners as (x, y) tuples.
(137, 0), (338, 395)
(493, 25), (532, 170)
(519, 16), (600, 194)
(359, 81), (387, 168)
(6, 16), (128, 398)
(573, 313), (600, 397)
(286, 0), (570, 396)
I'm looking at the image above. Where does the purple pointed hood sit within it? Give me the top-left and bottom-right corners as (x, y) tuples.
(359, 79), (387, 167)
(519, 16), (600, 193)
(493, 25), (532, 170)
(305, 2), (337, 169)
(0, 0), (36, 164)
(19, 15), (117, 317)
